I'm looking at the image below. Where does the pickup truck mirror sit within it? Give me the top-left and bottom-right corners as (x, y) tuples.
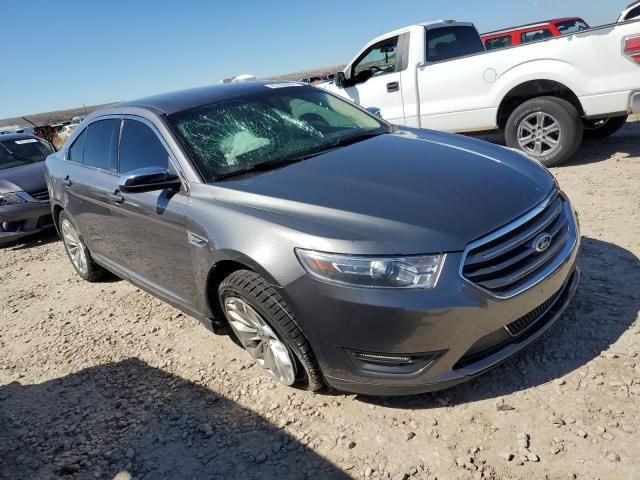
(334, 71), (346, 88)
(118, 166), (181, 194)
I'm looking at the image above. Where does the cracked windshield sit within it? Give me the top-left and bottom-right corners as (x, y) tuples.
(169, 86), (384, 181)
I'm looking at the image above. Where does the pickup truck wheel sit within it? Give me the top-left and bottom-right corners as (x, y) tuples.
(58, 211), (105, 282)
(505, 97), (583, 167)
(218, 270), (324, 391)
(583, 115), (628, 140)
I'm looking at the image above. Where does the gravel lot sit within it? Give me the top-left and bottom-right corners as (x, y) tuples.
(1, 116), (639, 480)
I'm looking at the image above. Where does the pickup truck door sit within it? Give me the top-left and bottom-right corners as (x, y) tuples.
(415, 26), (497, 132)
(338, 34), (406, 124)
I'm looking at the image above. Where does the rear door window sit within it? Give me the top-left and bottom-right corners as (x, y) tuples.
(83, 119), (119, 170)
(426, 26), (485, 62)
(485, 35), (512, 50)
(118, 120), (169, 173)
(68, 128), (87, 163)
(555, 20), (589, 34)
(521, 28), (553, 43)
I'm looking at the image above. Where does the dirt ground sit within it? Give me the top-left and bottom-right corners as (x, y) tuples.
(1, 116), (639, 480)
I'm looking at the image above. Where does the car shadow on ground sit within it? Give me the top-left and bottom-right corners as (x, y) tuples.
(0, 358), (349, 480)
(0, 229), (59, 251)
(357, 236), (639, 409)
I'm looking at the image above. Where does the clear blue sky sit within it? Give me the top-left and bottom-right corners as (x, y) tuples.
(0, 0), (620, 118)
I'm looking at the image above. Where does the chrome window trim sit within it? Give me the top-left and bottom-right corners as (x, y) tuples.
(458, 189), (579, 300)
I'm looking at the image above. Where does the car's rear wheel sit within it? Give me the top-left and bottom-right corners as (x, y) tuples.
(58, 211), (105, 282)
(505, 96), (583, 167)
(583, 115), (628, 140)
(218, 270), (323, 391)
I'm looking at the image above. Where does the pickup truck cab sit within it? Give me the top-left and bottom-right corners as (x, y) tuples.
(321, 20), (640, 166)
(482, 17), (590, 51)
(619, 2), (640, 22)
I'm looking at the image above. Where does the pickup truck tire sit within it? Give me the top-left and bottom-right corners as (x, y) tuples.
(218, 270), (324, 391)
(583, 115), (628, 140)
(505, 97), (583, 167)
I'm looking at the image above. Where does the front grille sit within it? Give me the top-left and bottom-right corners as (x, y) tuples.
(505, 286), (563, 336)
(29, 190), (50, 201)
(461, 190), (572, 297)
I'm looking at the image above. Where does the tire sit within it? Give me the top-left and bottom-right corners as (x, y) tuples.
(218, 270), (324, 391)
(58, 211), (105, 282)
(583, 115), (628, 140)
(505, 96), (583, 167)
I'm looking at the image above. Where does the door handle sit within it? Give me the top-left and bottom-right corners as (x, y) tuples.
(62, 176), (72, 187)
(386, 81), (399, 92)
(109, 191), (125, 204)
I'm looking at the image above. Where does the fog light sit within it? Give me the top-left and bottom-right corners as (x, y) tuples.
(355, 352), (413, 363)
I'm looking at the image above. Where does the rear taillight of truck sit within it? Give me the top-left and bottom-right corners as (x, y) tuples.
(624, 35), (640, 63)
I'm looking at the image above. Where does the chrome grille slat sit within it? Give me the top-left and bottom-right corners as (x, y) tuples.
(464, 197), (563, 266)
(478, 228), (569, 290)
(29, 190), (50, 201)
(461, 190), (574, 297)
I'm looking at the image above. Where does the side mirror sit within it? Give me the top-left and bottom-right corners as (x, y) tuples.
(119, 167), (181, 194)
(334, 71), (346, 88)
(366, 107), (382, 117)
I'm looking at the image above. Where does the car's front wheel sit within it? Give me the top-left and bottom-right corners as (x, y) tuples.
(218, 270), (323, 391)
(58, 211), (105, 282)
(505, 96), (583, 167)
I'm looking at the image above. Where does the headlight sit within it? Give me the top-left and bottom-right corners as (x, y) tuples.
(295, 249), (445, 289)
(0, 192), (27, 206)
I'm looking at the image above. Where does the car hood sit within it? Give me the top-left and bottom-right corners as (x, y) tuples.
(0, 161), (47, 194)
(209, 128), (555, 254)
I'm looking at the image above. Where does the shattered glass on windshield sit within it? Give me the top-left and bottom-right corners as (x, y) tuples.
(170, 87), (385, 181)
(176, 102), (323, 173)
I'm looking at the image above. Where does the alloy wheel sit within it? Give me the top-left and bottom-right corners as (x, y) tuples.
(517, 112), (562, 157)
(223, 296), (296, 385)
(61, 218), (88, 276)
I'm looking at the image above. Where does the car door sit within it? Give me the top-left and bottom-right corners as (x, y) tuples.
(62, 118), (122, 258)
(108, 117), (196, 307)
(340, 35), (406, 124)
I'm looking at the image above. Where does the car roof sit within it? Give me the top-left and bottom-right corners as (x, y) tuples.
(483, 17), (584, 36)
(0, 133), (40, 142)
(110, 81), (307, 116)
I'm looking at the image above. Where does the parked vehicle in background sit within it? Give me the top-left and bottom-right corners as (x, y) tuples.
(320, 20), (640, 166)
(482, 18), (590, 50)
(0, 134), (55, 245)
(619, 1), (640, 21)
(46, 82), (580, 395)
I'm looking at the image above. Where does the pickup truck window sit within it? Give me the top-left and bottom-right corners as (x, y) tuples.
(485, 35), (512, 50)
(426, 26), (485, 62)
(352, 36), (399, 83)
(521, 28), (553, 43)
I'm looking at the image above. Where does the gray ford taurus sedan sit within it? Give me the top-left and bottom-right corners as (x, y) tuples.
(45, 81), (580, 395)
(1, 134), (55, 245)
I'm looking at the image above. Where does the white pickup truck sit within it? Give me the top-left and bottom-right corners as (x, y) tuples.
(320, 20), (640, 165)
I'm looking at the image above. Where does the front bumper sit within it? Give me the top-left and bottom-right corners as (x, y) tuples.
(0, 201), (54, 245)
(282, 205), (580, 396)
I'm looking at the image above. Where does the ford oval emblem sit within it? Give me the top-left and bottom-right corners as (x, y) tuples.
(533, 233), (553, 253)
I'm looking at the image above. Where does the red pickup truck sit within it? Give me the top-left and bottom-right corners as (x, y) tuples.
(482, 17), (590, 50)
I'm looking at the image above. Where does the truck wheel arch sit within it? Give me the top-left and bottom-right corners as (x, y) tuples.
(497, 80), (584, 130)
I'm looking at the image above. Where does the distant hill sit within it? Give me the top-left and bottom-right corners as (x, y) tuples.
(0, 64), (346, 129)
